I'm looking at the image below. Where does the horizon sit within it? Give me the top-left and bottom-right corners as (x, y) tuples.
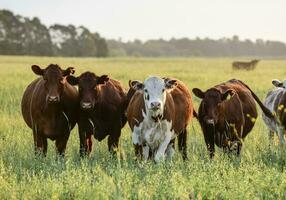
(1, 0), (286, 43)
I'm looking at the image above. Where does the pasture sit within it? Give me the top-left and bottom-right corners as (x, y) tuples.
(0, 56), (286, 199)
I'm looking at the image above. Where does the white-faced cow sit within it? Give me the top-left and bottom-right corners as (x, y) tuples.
(262, 79), (286, 144)
(126, 76), (194, 163)
(21, 64), (79, 156)
(66, 72), (128, 156)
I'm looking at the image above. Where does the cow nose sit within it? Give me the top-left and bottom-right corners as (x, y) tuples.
(81, 102), (92, 109)
(151, 102), (161, 110)
(206, 119), (215, 125)
(48, 95), (59, 102)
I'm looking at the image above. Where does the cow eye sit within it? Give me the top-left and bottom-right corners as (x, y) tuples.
(162, 89), (165, 92)
(145, 93), (149, 100)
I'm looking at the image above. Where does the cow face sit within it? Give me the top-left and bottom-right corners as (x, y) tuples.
(31, 64), (74, 104)
(272, 79), (286, 88)
(130, 76), (177, 119)
(192, 88), (233, 125)
(67, 72), (109, 111)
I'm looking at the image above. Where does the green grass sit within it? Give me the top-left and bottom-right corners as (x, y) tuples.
(1, 56), (286, 199)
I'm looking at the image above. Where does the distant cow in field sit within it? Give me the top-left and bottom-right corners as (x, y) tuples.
(21, 64), (78, 156)
(262, 79), (286, 145)
(126, 76), (194, 162)
(232, 59), (260, 70)
(66, 72), (128, 156)
(192, 79), (274, 158)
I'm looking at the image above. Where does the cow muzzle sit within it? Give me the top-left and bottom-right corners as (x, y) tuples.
(206, 119), (215, 125)
(81, 102), (93, 110)
(150, 101), (161, 111)
(47, 95), (60, 103)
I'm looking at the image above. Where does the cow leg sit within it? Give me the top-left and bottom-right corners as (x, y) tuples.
(55, 133), (70, 156)
(108, 135), (119, 154)
(166, 139), (175, 160)
(33, 130), (47, 156)
(134, 144), (143, 159)
(236, 141), (242, 156)
(108, 124), (121, 155)
(178, 129), (188, 160)
(86, 133), (93, 154)
(79, 129), (88, 157)
(277, 126), (286, 145)
(268, 131), (275, 144)
(154, 130), (173, 163)
(132, 126), (142, 159)
(142, 144), (150, 161)
(204, 132), (215, 158)
(42, 137), (48, 156)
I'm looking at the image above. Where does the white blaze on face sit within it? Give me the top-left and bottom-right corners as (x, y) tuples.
(143, 77), (166, 117)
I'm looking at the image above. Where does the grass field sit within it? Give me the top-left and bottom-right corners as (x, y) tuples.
(1, 56), (286, 199)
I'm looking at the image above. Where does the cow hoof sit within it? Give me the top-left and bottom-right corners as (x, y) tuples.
(166, 146), (175, 160)
(154, 153), (165, 163)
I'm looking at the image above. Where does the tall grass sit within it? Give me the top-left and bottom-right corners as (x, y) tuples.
(0, 56), (286, 199)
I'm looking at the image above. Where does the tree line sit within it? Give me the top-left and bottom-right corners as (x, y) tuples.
(0, 10), (108, 57)
(108, 36), (286, 57)
(1, 9), (286, 58)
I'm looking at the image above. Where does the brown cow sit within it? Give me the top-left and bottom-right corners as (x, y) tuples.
(21, 64), (78, 156)
(66, 72), (128, 156)
(126, 76), (194, 163)
(192, 79), (274, 158)
(232, 59), (260, 70)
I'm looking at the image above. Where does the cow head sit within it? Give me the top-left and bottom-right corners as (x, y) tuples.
(130, 76), (177, 120)
(67, 72), (109, 111)
(252, 59), (259, 62)
(192, 88), (234, 125)
(272, 79), (286, 88)
(31, 64), (75, 104)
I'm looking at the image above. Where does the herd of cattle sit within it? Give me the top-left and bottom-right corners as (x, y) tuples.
(21, 64), (286, 162)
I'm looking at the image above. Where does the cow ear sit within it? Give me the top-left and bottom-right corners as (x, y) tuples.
(97, 75), (109, 85)
(66, 75), (78, 85)
(130, 80), (144, 90)
(128, 80), (132, 87)
(272, 79), (283, 87)
(221, 89), (234, 101)
(165, 79), (177, 89)
(192, 88), (205, 99)
(31, 65), (43, 76)
(62, 67), (75, 76)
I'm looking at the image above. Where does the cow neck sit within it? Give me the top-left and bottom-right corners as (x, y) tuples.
(43, 102), (63, 117)
(217, 103), (227, 125)
(278, 90), (286, 123)
(151, 114), (163, 123)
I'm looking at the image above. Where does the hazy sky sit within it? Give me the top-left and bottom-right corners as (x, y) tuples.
(1, 0), (286, 42)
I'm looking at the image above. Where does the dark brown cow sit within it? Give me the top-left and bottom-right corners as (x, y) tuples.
(232, 59), (260, 70)
(192, 79), (274, 158)
(126, 76), (194, 162)
(66, 72), (127, 156)
(21, 64), (78, 156)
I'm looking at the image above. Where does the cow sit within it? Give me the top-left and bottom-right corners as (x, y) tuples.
(126, 76), (194, 163)
(192, 79), (274, 158)
(66, 72), (128, 156)
(21, 64), (78, 156)
(232, 59), (260, 70)
(262, 79), (286, 145)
